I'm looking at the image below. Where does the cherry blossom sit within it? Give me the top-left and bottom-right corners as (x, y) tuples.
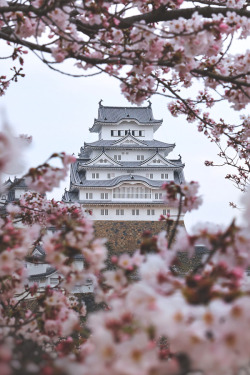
(0, 124), (29, 185)
(0, 0), (249, 186)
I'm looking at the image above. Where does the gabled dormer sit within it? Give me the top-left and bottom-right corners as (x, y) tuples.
(113, 133), (147, 147)
(141, 152), (185, 168)
(79, 151), (122, 167)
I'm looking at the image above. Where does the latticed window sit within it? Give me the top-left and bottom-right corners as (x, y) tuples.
(155, 193), (162, 199)
(137, 155), (144, 161)
(101, 193), (108, 199)
(161, 173), (168, 179)
(116, 209), (124, 215)
(101, 209), (108, 215)
(147, 209), (155, 215)
(113, 185), (151, 199)
(132, 209), (139, 215)
(163, 209), (170, 215)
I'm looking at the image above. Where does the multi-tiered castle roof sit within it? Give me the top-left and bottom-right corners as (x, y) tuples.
(62, 102), (185, 222)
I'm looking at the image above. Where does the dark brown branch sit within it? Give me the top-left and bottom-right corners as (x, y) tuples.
(118, 6), (250, 28)
(191, 69), (250, 88)
(0, 31), (51, 53)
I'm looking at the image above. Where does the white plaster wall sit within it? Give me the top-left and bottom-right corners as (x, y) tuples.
(85, 169), (174, 181)
(107, 149), (154, 161)
(144, 170), (174, 180)
(79, 185), (171, 202)
(26, 262), (48, 275)
(88, 150), (101, 159)
(85, 170), (117, 180)
(90, 205), (179, 221)
(15, 189), (26, 199)
(79, 188), (112, 201)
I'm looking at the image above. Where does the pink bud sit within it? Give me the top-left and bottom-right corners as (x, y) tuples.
(111, 255), (118, 263)
(113, 18), (120, 25)
(219, 23), (228, 32)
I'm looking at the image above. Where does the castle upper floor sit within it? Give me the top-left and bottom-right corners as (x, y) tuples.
(89, 101), (163, 140)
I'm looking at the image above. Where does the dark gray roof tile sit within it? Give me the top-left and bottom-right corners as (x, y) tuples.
(96, 105), (161, 124)
(84, 139), (174, 148)
(71, 175), (163, 188)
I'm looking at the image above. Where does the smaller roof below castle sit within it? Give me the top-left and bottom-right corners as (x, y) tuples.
(83, 139), (173, 149)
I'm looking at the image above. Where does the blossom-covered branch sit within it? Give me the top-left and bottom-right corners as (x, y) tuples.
(0, 0), (249, 187)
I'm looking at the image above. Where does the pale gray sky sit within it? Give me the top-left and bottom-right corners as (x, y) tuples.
(0, 44), (245, 232)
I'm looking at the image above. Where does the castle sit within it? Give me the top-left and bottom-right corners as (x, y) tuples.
(62, 101), (185, 251)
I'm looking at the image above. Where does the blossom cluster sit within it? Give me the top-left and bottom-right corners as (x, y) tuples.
(162, 180), (202, 213)
(0, 0), (249, 187)
(25, 153), (76, 194)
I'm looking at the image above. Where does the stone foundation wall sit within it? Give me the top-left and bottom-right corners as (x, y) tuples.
(94, 220), (185, 253)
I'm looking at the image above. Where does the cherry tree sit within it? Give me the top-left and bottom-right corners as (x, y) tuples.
(1, 1), (250, 374)
(0, 0), (249, 188)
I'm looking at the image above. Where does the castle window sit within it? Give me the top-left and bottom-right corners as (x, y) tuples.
(92, 173), (99, 179)
(116, 209), (124, 215)
(155, 193), (162, 199)
(150, 174), (153, 179)
(137, 155), (144, 161)
(101, 193), (108, 199)
(161, 173), (168, 179)
(114, 155), (121, 161)
(163, 209), (170, 215)
(111, 130), (126, 137)
(86, 193), (93, 199)
(132, 209), (139, 215)
(138, 130), (144, 137)
(131, 130), (140, 137)
(147, 209), (155, 215)
(101, 209), (108, 216)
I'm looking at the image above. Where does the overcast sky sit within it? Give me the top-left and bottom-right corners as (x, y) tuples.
(0, 44), (246, 232)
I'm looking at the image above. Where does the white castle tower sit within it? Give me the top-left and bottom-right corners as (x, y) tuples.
(62, 101), (185, 222)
